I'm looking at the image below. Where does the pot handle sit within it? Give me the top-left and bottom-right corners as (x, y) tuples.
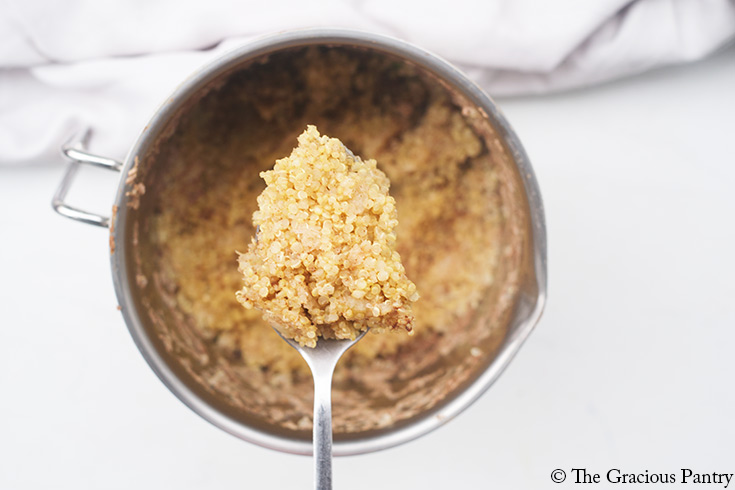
(52, 129), (123, 228)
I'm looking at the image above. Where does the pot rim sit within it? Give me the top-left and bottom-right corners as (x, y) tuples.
(110, 27), (547, 456)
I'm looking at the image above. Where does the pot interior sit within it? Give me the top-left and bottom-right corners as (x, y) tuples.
(119, 42), (534, 446)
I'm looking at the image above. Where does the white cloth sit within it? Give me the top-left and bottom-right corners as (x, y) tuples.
(1, 0), (734, 165)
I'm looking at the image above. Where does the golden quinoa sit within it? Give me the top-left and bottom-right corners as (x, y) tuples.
(236, 126), (417, 346)
(140, 48), (522, 432)
(148, 49), (499, 375)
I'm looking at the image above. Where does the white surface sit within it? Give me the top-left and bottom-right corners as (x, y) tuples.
(1, 45), (734, 489)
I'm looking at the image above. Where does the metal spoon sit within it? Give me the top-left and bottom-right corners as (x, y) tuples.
(264, 140), (369, 487)
(274, 328), (368, 490)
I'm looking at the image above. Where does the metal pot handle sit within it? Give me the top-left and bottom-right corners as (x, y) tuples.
(51, 129), (123, 228)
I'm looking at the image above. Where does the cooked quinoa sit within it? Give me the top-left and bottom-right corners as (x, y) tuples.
(236, 126), (418, 347)
(149, 48), (501, 375)
(141, 47), (523, 431)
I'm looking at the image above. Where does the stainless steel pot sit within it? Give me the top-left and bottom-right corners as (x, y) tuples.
(52, 29), (547, 456)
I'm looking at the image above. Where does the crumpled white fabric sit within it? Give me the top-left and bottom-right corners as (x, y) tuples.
(1, 0), (734, 165)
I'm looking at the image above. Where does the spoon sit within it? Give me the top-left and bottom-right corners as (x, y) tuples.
(274, 328), (368, 490)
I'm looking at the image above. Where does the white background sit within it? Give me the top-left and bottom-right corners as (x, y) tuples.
(1, 44), (733, 489)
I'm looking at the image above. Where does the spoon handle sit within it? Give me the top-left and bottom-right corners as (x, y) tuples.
(313, 368), (334, 490)
(273, 331), (368, 489)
